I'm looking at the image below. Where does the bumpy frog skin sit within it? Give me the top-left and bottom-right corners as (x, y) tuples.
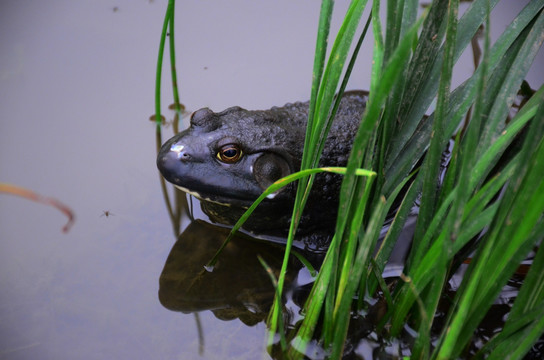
(157, 91), (367, 244)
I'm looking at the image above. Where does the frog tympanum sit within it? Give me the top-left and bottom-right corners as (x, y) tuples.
(157, 91), (367, 246)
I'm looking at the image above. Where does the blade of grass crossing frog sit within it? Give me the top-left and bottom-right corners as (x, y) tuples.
(309, 0), (368, 169)
(330, 0), (423, 305)
(288, 0), (334, 224)
(269, 0), (334, 343)
(334, 3), (423, 247)
(289, 7), (371, 341)
(203, 167), (375, 270)
(297, 0), (369, 348)
(304, 0), (333, 161)
(313, 12), (372, 186)
(321, 11), (424, 347)
(286, 0), (334, 262)
(327, 11), (372, 139)
(316, 0), (387, 344)
(274, 1), (369, 349)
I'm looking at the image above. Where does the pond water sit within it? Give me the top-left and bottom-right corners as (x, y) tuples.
(1, 1), (543, 359)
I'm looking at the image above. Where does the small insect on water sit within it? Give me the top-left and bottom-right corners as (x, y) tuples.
(101, 210), (114, 218)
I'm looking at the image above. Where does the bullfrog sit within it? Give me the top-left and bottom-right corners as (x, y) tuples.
(157, 91), (367, 247)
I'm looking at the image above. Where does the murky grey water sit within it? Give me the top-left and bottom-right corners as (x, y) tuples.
(1, 1), (542, 359)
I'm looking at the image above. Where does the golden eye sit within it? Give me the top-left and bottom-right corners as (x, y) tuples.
(216, 144), (242, 163)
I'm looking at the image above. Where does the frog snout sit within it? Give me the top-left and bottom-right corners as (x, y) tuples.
(168, 143), (191, 161)
(157, 139), (191, 179)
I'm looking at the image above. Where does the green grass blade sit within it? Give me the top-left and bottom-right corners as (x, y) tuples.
(411, 0), (459, 268)
(476, 8), (544, 159)
(288, 236), (337, 359)
(435, 94), (544, 359)
(369, 172), (419, 295)
(310, 0), (368, 160)
(507, 228), (544, 323)
(486, 306), (544, 360)
(154, 0), (174, 133)
(480, 223), (544, 359)
(390, 161), (516, 334)
(335, 7), (425, 242)
(204, 167), (375, 270)
(384, 0), (501, 167)
(280, 1), (371, 352)
(272, 0), (336, 348)
(383, 0), (544, 196)
(305, 0), (334, 161)
(330, 196), (388, 359)
(314, 12), (372, 171)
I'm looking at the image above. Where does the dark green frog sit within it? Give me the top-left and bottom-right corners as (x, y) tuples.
(157, 91), (367, 246)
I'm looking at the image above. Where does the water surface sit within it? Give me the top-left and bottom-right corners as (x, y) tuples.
(1, 1), (542, 359)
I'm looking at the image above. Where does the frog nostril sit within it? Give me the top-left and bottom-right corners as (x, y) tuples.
(169, 143), (191, 161)
(177, 151), (191, 161)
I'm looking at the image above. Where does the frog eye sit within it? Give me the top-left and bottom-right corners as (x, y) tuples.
(216, 144), (243, 163)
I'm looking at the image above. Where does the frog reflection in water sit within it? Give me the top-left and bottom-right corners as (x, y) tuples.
(157, 91), (367, 249)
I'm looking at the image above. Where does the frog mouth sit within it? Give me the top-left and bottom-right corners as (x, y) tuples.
(172, 184), (284, 209)
(172, 184), (249, 208)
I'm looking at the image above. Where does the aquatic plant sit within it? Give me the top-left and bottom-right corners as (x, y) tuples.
(155, 0), (544, 358)
(279, 1), (544, 358)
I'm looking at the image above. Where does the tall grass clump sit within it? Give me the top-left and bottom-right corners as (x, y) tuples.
(273, 0), (544, 358)
(155, 0), (544, 358)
